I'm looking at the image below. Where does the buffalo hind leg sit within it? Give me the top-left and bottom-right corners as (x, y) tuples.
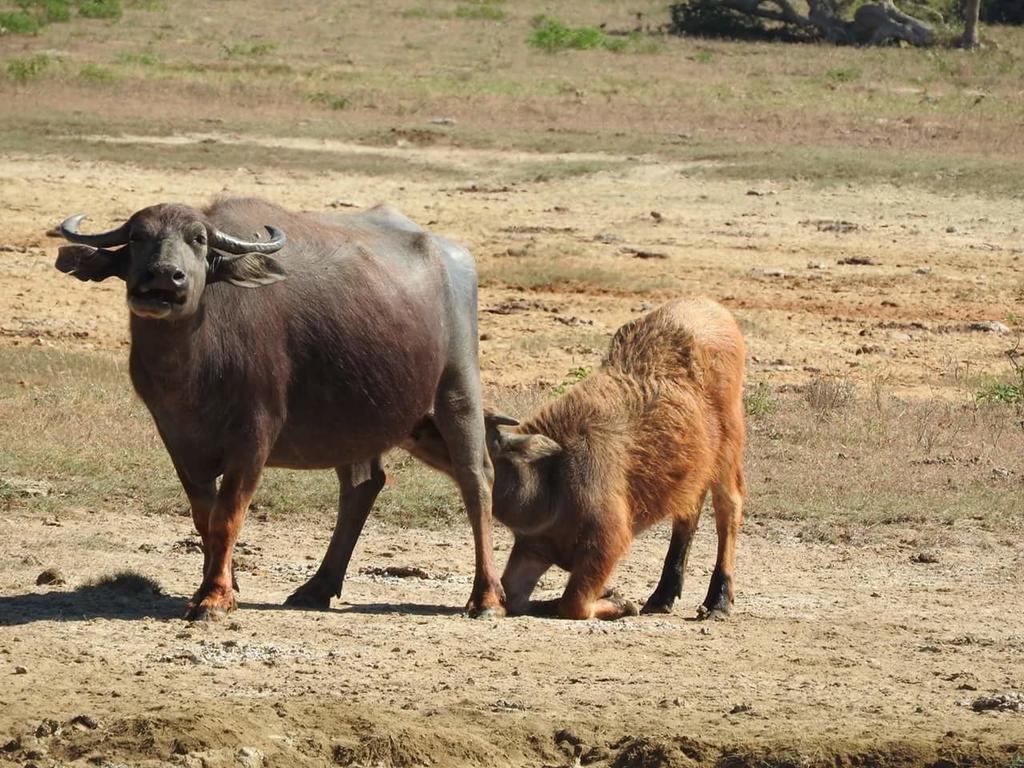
(642, 492), (704, 615)
(186, 466), (262, 621)
(433, 376), (505, 617)
(286, 459), (385, 610)
(700, 466), (745, 619)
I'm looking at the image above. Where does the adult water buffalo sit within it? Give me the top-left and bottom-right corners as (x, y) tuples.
(53, 197), (504, 620)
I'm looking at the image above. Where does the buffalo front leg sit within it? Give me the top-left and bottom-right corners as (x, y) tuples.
(181, 480), (241, 598)
(186, 467), (262, 621)
(286, 459), (385, 610)
(434, 380), (505, 617)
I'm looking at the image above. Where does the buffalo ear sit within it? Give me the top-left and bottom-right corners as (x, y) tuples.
(55, 245), (128, 282)
(208, 252), (287, 288)
(498, 433), (562, 462)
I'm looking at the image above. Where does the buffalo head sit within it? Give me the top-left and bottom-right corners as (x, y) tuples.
(53, 203), (287, 320)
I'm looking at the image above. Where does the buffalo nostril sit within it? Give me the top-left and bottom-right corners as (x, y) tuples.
(172, 270), (187, 286)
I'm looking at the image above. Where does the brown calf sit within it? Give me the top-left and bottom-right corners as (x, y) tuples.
(406, 298), (747, 620)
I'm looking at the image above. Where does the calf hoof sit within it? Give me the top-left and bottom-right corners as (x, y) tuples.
(607, 593), (639, 618)
(640, 594), (675, 615)
(284, 579), (335, 610)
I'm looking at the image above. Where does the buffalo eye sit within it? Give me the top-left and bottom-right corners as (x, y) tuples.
(194, 233), (207, 246)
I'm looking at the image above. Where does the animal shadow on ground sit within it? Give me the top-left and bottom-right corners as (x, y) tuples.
(0, 572), (185, 625)
(331, 601), (465, 617)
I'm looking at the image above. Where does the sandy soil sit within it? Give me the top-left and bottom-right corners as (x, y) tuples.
(1, 140), (1023, 767)
(1, 510), (1022, 768)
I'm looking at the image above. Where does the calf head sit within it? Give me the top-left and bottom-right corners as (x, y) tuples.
(53, 203), (287, 320)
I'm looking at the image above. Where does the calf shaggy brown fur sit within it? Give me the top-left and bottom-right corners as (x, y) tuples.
(407, 298), (747, 620)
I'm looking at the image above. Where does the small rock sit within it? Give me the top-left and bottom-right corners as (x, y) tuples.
(650, 210), (663, 222)
(968, 692), (1024, 712)
(746, 189), (775, 196)
(237, 746), (265, 768)
(807, 261), (828, 270)
(14, 666), (28, 674)
(35, 720), (60, 738)
(837, 255), (876, 266)
(992, 466), (1011, 478)
(36, 568), (65, 586)
(914, 266), (933, 275)
(967, 321), (1010, 334)
(69, 715), (98, 730)
(729, 703), (752, 714)
(945, 225), (957, 233)
(911, 551), (940, 564)
(429, 117), (456, 125)
(881, 300), (899, 307)
(762, 268), (787, 277)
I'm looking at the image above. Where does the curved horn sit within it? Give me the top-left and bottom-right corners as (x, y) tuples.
(57, 213), (130, 248)
(208, 225), (286, 257)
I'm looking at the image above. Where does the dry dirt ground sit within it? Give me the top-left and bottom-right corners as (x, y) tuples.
(1, 139), (1023, 767)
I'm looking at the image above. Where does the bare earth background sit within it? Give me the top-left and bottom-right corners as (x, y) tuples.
(1, 1), (1023, 766)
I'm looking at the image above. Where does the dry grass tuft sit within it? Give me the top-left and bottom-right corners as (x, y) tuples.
(81, 569), (163, 596)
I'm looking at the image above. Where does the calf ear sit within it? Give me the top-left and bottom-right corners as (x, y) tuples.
(499, 433), (562, 462)
(483, 407), (520, 427)
(208, 252), (287, 288)
(55, 245), (128, 282)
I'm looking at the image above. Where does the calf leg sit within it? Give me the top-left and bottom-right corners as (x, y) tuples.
(186, 466), (262, 621)
(536, 521), (635, 621)
(700, 466), (745, 619)
(433, 377), (505, 617)
(501, 540), (551, 616)
(642, 492), (704, 615)
(286, 458), (385, 610)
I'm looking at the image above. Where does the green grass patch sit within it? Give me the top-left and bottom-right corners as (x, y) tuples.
(825, 65), (862, 83)
(0, 10), (41, 33)
(5, 53), (51, 84)
(744, 381), (778, 418)
(308, 91), (351, 110)
(527, 15), (660, 54)
(222, 40), (277, 58)
(551, 365), (592, 395)
(79, 62), (115, 82)
(115, 50), (160, 66)
(455, 3), (505, 21)
(78, 0), (120, 19)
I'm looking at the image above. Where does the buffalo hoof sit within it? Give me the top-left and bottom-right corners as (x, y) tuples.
(185, 592), (237, 622)
(467, 603), (507, 619)
(284, 580), (334, 610)
(696, 602), (731, 621)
